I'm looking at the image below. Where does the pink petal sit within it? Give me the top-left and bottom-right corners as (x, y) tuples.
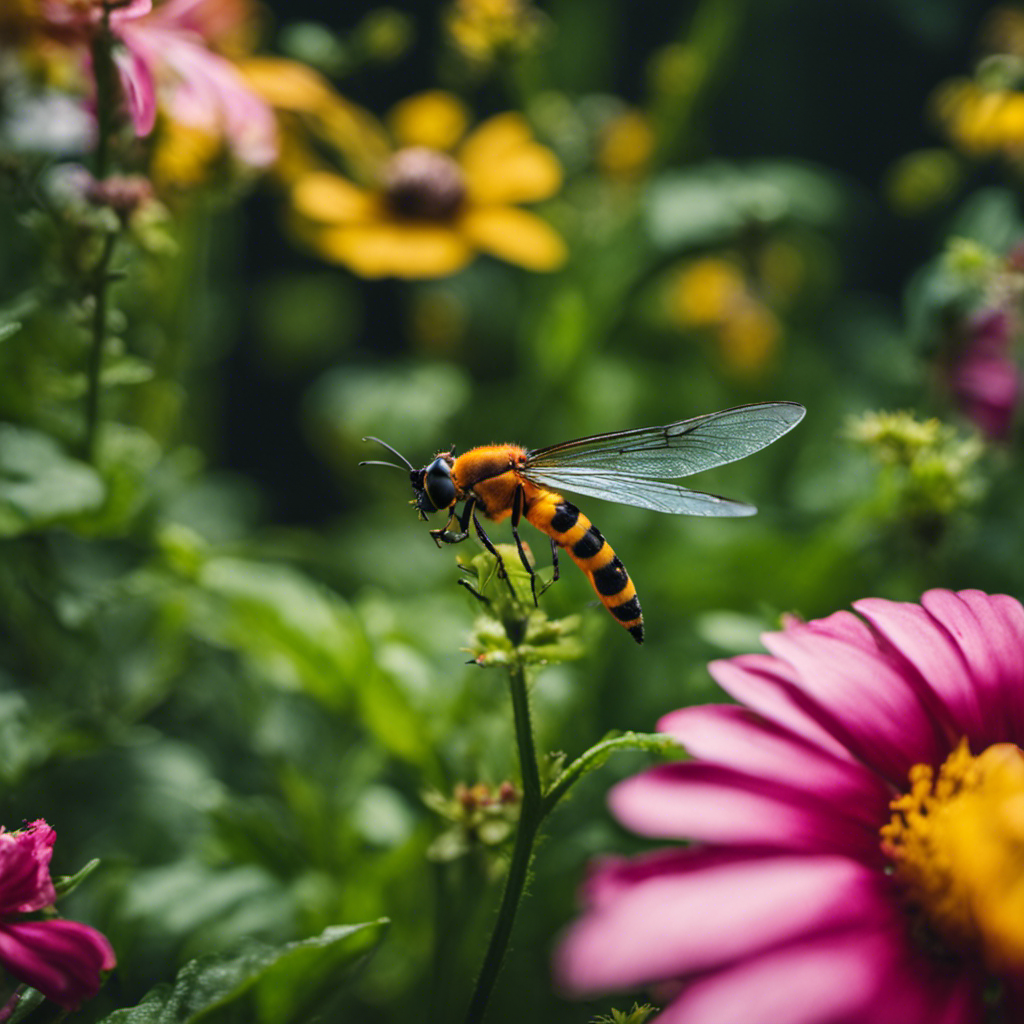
(0, 920), (115, 1009)
(580, 847), (765, 911)
(761, 625), (947, 784)
(111, 43), (157, 136)
(708, 655), (860, 762)
(801, 608), (879, 649)
(556, 855), (892, 994)
(656, 920), (978, 1024)
(854, 597), (983, 742)
(657, 705), (892, 825)
(129, 29), (276, 166)
(608, 763), (882, 861)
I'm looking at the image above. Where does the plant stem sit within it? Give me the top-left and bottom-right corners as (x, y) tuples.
(463, 658), (543, 1024)
(82, 231), (117, 462)
(81, 8), (118, 461)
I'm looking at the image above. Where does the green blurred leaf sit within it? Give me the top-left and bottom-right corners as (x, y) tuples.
(98, 920), (389, 1024)
(0, 424), (105, 535)
(193, 558), (368, 706)
(101, 354), (156, 388)
(0, 321), (21, 344)
(305, 363), (470, 460)
(645, 161), (844, 250)
(532, 287), (589, 379)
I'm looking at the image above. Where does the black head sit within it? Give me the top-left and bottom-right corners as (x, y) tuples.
(411, 455), (456, 518)
(360, 438), (458, 520)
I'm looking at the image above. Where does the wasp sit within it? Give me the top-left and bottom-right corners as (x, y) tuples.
(361, 401), (805, 643)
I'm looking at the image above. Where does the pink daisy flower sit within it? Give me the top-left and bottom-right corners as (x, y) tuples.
(556, 589), (1024, 1023)
(0, 820), (115, 1009)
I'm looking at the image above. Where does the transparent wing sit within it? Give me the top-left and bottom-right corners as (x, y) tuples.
(521, 467), (757, 517)
(526, 401), (805, 479)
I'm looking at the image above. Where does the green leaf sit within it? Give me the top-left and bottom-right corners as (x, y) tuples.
(645, 161), (844, 250)
(98, 920), (389, 1024)
(7, 986), (45, 1024)
(53, 858), (101, 900)
(0, 321), (21, 344)
(543, 731), (682, 813)
(0, 425), (105, 536)
(193, 558), (370, 707)
(101, 355), (156, 388)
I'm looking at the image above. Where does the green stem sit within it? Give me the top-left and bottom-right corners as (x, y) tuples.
(542, 732), (680, 817)
(90, 11), (116, 181)
(463, 658), (543, 1024)
(81, 6), (119, 462)
(82, 231), (117, 462)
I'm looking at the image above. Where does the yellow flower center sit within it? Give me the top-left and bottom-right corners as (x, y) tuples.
(383, 146), (466, 220)
(882, 740), (1024, 973)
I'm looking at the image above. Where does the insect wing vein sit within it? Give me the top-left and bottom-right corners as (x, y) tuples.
(521, 467), (757, 517)
(526, 401), (805, 478)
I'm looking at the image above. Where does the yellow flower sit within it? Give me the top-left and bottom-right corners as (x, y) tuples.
(150, 119), (223, 191)
(596, 109), (655, 182)
(444, 0), (543, 66)
(666, 257), (780, 373)
(933, 78), (1024, 160)
(277, 90), (567, 279)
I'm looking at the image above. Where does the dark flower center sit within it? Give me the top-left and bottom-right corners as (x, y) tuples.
(384, 147), (466, 220)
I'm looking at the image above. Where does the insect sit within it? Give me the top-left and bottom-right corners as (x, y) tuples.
(361, 401), (805, 644)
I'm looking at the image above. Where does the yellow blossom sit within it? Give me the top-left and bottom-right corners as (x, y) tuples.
(272, 88), (567, 279)
(934, 78), (1024, 161)
(444, 0), (543, 65)
(150, 120), (223, 191)
(666, 257), (779, 373)
(596, 109), (655, 182)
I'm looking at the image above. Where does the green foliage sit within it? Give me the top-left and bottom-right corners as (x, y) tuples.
(0, 425), (105, 534)
(99, 922), (389, 1024)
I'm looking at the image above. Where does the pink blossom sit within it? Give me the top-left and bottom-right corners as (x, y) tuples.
(0, 821), (115, 1009)
(45, 0), (276, 167)
(950, 310), (1020, 439)
(556, 589), (1024, 1024)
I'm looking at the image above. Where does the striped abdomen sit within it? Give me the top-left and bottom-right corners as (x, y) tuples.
(526, 494), (644, 644)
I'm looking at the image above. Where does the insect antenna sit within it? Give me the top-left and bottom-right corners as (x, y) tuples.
(360, 436), (415, 470)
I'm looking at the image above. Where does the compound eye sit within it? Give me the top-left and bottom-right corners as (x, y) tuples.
(424, 457), (456, 510)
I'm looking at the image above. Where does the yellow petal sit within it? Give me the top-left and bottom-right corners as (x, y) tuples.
(460, 113), (562, 203)
(388, 91), (468, 151)
(459, 206), (567, 271)
(313, 221), (474, 279)
(460, 112), (534, 161)
(237, 57), (335, 113)
(290, 172), (378, 224)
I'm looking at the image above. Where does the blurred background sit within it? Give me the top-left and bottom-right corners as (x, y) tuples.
(2, 0), (1023, 1020)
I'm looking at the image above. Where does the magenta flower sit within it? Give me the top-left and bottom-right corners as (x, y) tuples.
(949, 310), (1020, 439)
(0, 821), (115, 1009)
(557, 589), (1024, 1023)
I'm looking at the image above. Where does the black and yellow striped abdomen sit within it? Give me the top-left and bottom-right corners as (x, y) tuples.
(526, 491), (644, 644)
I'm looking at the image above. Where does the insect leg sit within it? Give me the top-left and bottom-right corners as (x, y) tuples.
(539, 537), (560, 596)
(510, 485), (539, 606)
(430, 499), (475, 546)
(457, 577), (491, 607)
(471, 507), (516, 598)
